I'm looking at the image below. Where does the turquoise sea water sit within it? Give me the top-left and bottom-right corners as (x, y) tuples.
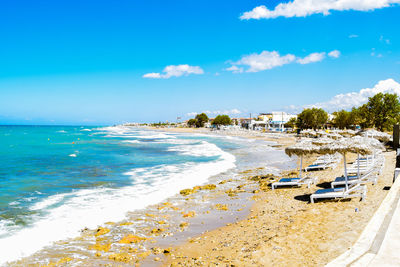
(0, 125), (294, 263)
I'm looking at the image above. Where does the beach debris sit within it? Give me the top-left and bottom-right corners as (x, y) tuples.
(157, 220), (167, 225)
(199, 184), (217, 190)
(150, 228), (165, 234)
(179, 222), (189, 228)
(105, 221), (115, 225)
(41, 257), (73, 267)
(89, 242), (111, 252)
(152, 247), (163, 254)
(215, 204), (229, 211)
(119, 234), (147, 244)
(138, 250), (151, 259)
(164, 247), (172, 254)
(249, 174), (276, 181)
(180, 184), (217, 196)
(119, 221), (133, 226)
(182, 211), (196, 218)
(158, 202), (180, 211)
(108, 253), (134, 263)
(94, 227), (110, 237)
(180, 188), (197, 196)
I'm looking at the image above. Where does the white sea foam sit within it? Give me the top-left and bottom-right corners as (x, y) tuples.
(123, 140), (142, 144)
(80, 129), (92, 132)
(29, 194), (66, 211)
(167, 141), (223, 157)
(96, 126), (176, 140)
(0, 132), (236, 265)
(9, 201), (19, 206)
(69, 154), (77, 157)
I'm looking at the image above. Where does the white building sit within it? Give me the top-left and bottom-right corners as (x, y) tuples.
(257, 112), (297, 131)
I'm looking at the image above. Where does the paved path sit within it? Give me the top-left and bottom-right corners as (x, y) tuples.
(366, 192), (400, 266)
(327, 168), (400, 267)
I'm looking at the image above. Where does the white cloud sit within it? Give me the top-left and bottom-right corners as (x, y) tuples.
(380, 35), (391, 44)
(143, 73), (162, 79)
(225, 65), (244, 73)
(349, 34), (359, 38)
(240, 0), (400, 20)
(186, 109), (242, 117)
(227, 50), (339, 73)
(328, 50), (341, 58)
(306, 79), (400, 112)
(297, 52), (326, 64)
(143, 64), (204, 79)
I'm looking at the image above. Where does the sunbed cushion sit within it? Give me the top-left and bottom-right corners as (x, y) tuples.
(279, 178), (300, 183)
(314, 187), (345, 194)
(307, 164), (323, 168)
(334, 175), (358, 182)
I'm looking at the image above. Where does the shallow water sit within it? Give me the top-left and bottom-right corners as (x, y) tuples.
(0, 126), (295, 264)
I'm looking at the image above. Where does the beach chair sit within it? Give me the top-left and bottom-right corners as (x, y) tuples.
(310, 183), (367, 203)
(331, 168), (379, 188)
(271, 176), (317, 190)
(305, 162), (336, 171)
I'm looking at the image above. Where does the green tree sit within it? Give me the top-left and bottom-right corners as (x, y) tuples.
(284, 117), (297, 129)
(364, 93), (400, 131)
(351, 105), (369, 129)
(187, 119), (197, 127)
(212, 115), (232, 126)
(332, 110), (356, 129)
(296, 108), (328, 129)
(195, 113), (209, 128)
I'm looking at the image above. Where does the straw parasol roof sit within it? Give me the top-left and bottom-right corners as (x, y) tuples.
(360, 129), (391, 142)
(285, 141), (321, 157)
(311, 137), (334, 146)
(351, 136), (385, 151)
(325, 132), (343, 140)
(320, 138), (374, 155)
(332, 129), (359, 137)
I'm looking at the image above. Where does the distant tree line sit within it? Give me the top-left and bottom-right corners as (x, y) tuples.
(187, 113), (209, 128)
(285, 92), (400, 131)
(187, 113), (232, 128)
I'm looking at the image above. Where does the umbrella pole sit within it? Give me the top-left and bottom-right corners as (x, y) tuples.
(299, 155), (303, 178)
(357, 153), (360, 179)
(343, 153), (348, 191)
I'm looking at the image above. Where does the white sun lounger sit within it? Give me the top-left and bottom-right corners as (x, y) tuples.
(305, 162), (337, 171)
(271, 176), (318, 190)
(331, 169), (379, 188)
(310, 183), (367, 203)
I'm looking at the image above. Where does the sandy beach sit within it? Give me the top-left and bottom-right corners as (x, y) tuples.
(156, 128), (396, 266)
(8, 128), (396, 267)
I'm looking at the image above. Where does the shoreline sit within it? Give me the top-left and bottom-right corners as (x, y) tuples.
(8, 127), (294, 266)
(6, 127), (395, 266)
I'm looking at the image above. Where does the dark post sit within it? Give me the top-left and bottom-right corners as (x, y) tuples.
(394, 124), (400, 149)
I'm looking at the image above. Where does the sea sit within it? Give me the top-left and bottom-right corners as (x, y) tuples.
(0, 125), (295, 264)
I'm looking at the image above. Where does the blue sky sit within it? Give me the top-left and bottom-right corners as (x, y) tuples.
(0, 0), (399, 125)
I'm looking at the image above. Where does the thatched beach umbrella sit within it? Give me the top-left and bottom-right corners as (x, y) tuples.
(312, 137), (334, 146)
(320, 138), (374, 190)
(349, 136), (383, 178)
(334, 129), (358, 137)
(361, 129), (391, 143)
(285, 141), (321, 178)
